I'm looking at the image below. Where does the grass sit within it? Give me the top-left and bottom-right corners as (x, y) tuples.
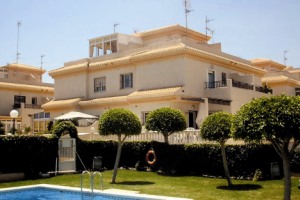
(0, 169), (300, 200)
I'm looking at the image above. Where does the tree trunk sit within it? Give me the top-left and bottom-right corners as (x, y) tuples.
(282, 151), (292, 200)
(111, 135), (123, 183)
(220, 141), (232, 186)
(163, 133), (169, 144)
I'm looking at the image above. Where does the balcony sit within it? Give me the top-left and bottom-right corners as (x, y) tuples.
(205, 81), (227, 89)
(24, 104), (42, 109)
(255, 86), (273, 94)
(205, 79), (271, 94)
(232, 80), (253, 90)
(13, 103), (42, 109)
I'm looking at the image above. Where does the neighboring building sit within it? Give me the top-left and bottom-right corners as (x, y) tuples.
(0, 63), (54, 133)
(251, 58), (300, 96)
(43, 24), (271, 129)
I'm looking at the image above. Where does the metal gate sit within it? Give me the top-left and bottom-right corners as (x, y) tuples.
(58, 138), (76, 172)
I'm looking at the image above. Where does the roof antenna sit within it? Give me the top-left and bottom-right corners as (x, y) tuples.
(40, 55), (45, 69)
(184, 0), (192, 29)
(284, 50), (288, 66)
(113, 23), (119, 34)
(16, 21), (22, 63)
(205, 16), (214, 42)
(133, 28), (139, 33)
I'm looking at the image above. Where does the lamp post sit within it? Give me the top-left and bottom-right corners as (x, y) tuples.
(10, 110), (19, 135)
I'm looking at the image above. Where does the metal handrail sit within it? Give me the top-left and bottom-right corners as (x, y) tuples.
(81, 170), (92, 197)
(205, 81), (227, 89)
(92, 171), (103, 192)
(80, 170), (103, 198)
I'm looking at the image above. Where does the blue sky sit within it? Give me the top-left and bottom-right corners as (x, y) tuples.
(1, 0), (300, 83)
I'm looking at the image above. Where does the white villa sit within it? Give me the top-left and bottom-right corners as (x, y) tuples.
(0, 63), (54, 133)
(42, 24), (300, 130)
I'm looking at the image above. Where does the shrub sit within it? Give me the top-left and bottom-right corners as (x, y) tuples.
(24, 126), (31, 134)
(145, 107), (186, 144)
(0, 136), (58, 178)
(52, 121), (78, 138)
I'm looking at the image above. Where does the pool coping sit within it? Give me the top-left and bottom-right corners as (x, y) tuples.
(0, 184), (192, 200)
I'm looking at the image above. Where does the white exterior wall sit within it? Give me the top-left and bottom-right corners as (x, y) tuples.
(182, 58), (207, 97)
(272, 85), (295, 96)
(136, 57), (185, 90)
(0, 90), (51, 116)
(89, 64), (136, 99)
(230, 87), (270, 114)
(54, 74), (87, 100)
(0, 90), (16, 115)
(6, 69), (42, 85)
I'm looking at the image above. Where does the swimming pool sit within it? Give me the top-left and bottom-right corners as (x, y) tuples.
(0, 184), (191, 200)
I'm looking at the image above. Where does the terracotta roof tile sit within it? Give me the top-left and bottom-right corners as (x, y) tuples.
(0, 82), (54, 93)
(262, 75), (300, 86)
(79, 96), (128, 107)
(41, 98), (81, 110)
(49, 62), (88, 76)
(128, 87), (181, 100)
(5, 63), (46, 74)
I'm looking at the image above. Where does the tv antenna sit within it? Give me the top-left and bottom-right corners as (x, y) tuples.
(113, 23), (119, 34)
(284, 50), (288, 66)
(205, 16), (214, 42)
(16, 21), (22, 63)
(40, 55), (45, 69)
(133, 28), (139, 33)
(183, 0), (193, 31)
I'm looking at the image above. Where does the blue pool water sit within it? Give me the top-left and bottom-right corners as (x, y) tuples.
(0, 186), (151, 200)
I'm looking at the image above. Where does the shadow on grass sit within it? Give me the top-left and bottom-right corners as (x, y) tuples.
(113, 181), (154, 185)
(216, 184), (262, 191)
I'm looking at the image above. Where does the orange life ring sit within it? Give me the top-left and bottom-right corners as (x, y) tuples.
(146, 149), (157, 165)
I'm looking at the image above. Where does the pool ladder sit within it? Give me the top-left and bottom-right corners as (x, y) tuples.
(80, 170), (103, 197)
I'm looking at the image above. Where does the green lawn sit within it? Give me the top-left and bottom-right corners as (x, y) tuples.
(0, 169), (299, 200)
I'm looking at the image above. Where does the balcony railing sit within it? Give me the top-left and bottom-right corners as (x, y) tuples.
(255, 86), (273, 94)
(24, 104), (42, 109)
(232, 80), (253, 90)
(205, 81), (227, 89)
(205, 80), (272, 94)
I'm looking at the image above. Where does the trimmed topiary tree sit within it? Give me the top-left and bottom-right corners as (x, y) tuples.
(52, 121), (78, 138)
(232, 95), (300, 200)
(145, 107), (187, 144)
(200, 111), (233, 186)
(98, 108), (142, 183)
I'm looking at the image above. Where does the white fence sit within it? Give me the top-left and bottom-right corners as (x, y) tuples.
(79, 130), (204, 144)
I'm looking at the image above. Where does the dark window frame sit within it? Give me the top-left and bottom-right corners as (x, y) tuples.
(94, 76), (106, 92)
(120, 73), (133, 89)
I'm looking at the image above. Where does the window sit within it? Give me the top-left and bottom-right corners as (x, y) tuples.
(32, 97), (37, 105)
(90, 35), (118, 57)
(45, 112), (50, 118)
(94, 77), (106, 92)
(295, 88), (300, 96)
(0, 68), (8, 79)
(120, 73), (133, 89)
(142, 112), (150, 125)
(14, 95), (26, 108)
(188, 111), (198, 129)
(208, 70), (215, 88)
(222, 72), (227, 86)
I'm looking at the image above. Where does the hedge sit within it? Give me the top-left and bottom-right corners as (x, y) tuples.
(1, 136), (300, 180)
(0, 135), (58, 179)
